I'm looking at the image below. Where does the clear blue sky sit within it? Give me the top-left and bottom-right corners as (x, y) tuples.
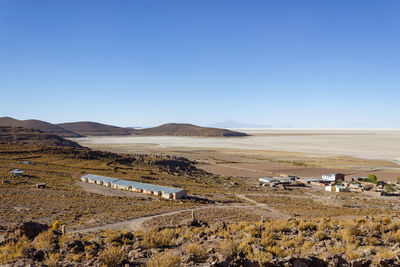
(1, 0), (399, 127)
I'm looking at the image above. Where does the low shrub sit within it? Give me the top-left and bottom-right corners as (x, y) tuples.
(185, 243), (207, 260)
(44, 252), (61, 267)
(142, 228), (176, 248)
(99, 246), (124, 267)
(219, 239), (239, 257)
(298, 221), (317, 231)
(34, 229), (54, 250)
(146, 250), (181, 267)
(0, 235), (31, 263)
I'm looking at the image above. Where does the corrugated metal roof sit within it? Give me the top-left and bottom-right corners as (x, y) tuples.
(82, 174), (119, 183)
(82, 174), (185, 194)
(300, 178), (322, 182)
(259, 177), (277, 182)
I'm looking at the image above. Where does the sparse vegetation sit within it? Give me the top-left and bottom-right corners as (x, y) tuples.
(1, 205), (400, 265)
(146, 250), (181, 267)
(0, 143), (243, 230)
(367, 174), (378, 184)
(1, 136), (400, 266)
(141, 228), (177, 248)
(384, 183), (397, 193)
(99, 246), (124, 267)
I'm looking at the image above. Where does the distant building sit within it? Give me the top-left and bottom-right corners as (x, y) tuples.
(259, 176), (307, 188)
(36, 183), (46, 189)
(20, 161), (35, 165)
(259, 177), (278, 185)
(279, 174), (299, 180)
(81, 174), (187, 199)
(322, 173), (345, 183)
(352, 177), (367, 182)
(298, 178), (322, 185)
(325, 184), (350, 192)
(81, 175), (118, 186)
(10, 169), (23, 177)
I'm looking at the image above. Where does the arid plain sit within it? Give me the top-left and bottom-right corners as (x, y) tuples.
(72, 129), (400, 182)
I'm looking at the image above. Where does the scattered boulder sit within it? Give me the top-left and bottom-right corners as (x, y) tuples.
(350, 258), (372, 267)
(23, 247), (45, 262)
(64, 240), (85, 254)
(186, 218), (209, 228)
(5, 221), (48, 240)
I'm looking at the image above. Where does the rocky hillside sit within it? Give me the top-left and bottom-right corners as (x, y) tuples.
(0, 117), (81, 138)
(1, 215), (399, 266)
(58, 121), (134, 136)
(135, 123), (249, 137)
(0, 126), (82, 148)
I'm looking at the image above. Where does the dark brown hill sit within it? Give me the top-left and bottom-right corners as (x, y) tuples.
(58, 121), (134, 136)
(0, 117), (81, 138)
(0, 126), (82, 147)
(135, 123), (249, 137)
(0, 118), (248, 137)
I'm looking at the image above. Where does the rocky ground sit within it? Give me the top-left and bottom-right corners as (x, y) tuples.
(1, 215), (400, 266)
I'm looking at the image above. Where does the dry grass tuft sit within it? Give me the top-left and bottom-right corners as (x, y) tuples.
(99, 246), (124, 267)
(0, 235), (31, 264)
(33, 229), (54, 250)
(185, 243), (207, 260)
(44, 252), (61, 267)
(146, 250), (181, 267)
(142, 228), (177, 248)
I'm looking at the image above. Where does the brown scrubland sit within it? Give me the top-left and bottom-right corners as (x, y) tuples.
(1, 127), (400, 266)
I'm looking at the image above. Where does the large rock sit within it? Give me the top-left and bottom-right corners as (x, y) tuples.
(64, 240), (85, 254)
(5, 221), (48, 240)
(284, 257), (328, 267)
(349, 258), (372, 267)
(378, 258), (399, 267)
(23, 247), (45, 262)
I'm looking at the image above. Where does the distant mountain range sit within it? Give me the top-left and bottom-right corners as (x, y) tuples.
(207, 120), (273, 129)
(0, 117), (249, 137)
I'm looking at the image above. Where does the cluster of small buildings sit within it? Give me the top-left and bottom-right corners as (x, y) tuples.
(259, 173), (346, 188)
(259, 174), (303, 188)
(299, 173), (345, 185)
(324, 184), (350, 192)
(81, 174), (187, 200)
(259, 172), (400, 197)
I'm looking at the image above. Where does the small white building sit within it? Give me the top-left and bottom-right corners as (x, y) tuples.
(325, 184), (350, 192)
(322, 173), (345, 183)
(259, 177), (278, 184)
(10, 169), (24, 177)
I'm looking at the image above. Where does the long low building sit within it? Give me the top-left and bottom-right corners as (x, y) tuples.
(81, 174), (187, 200)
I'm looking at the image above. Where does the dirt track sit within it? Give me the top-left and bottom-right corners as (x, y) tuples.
(71, 194), (287, 234)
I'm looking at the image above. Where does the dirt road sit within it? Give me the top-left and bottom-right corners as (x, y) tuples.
(71, 195), (287, 234)
(235, 194), (289, 219)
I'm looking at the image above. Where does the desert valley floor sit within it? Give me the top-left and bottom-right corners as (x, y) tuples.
(3, 129), (400, 266)
(72, 129), (400, 181)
